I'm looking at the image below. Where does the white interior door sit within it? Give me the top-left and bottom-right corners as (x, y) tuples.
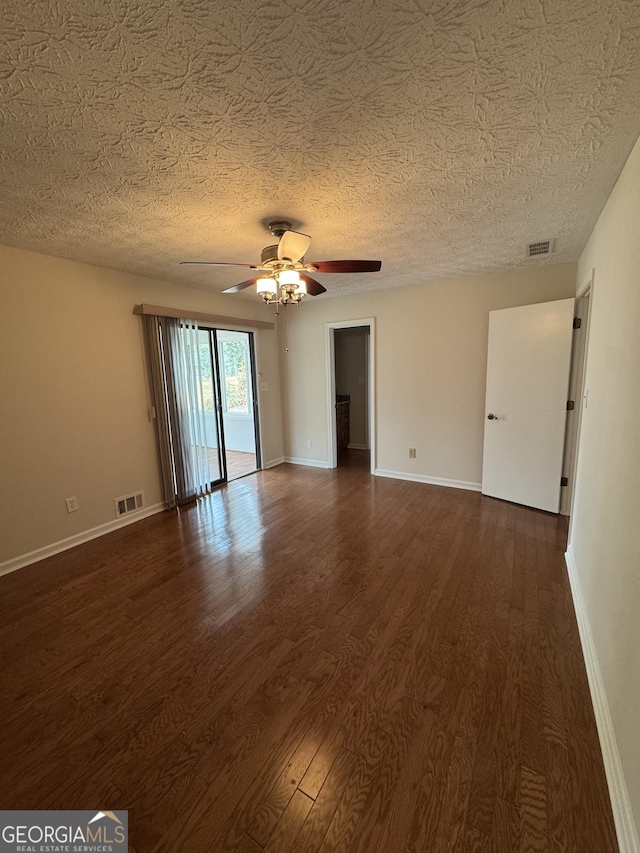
(482, 298), (575, 513)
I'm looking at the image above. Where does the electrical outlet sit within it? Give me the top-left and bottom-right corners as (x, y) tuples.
(65, 496), (79, 513)
(306, 440), (312, 449)
(261, 382), (268, 391)
(409, 448), (416, 458)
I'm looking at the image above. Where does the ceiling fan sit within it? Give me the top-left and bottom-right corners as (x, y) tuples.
(180, 220), (382, 306)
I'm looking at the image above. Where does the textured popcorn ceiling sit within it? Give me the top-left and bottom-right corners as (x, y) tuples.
(1, 0), (640, 298)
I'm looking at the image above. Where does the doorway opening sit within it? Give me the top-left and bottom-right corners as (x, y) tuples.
(326, 319), (375, 473)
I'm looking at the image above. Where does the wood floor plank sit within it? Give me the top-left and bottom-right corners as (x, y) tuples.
(299, 727), (347, 800)
(163, 666), (326, 851)
(564, 720), (620, 852)
(431, 682), (485, 851)
(247, 724), (325, 846)
(460, 826), (491, 852)
(295, 747), (358, 853)
(261, 789), (314, 853)
(317, 727), (389, 853)
(494, 605), (523, 806)
(520, 509), (547, 780)
(492, 796), (520, 853)
(235, 835), (263, 853)
(366, 707), (443, 853)
(520, 764), (548, 852)
(345, 693), (428, 853)
(0, 453), (617, 852)
(544, 739), (577, 852)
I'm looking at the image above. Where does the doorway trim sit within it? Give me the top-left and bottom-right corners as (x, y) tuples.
(566, 269), (595, 543)
(325, 318), (376, 474)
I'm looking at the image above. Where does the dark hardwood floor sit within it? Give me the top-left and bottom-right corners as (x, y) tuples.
(0, 459), (618, 852)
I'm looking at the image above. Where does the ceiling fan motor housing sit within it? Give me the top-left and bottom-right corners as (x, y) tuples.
(261, 244), (281, 266)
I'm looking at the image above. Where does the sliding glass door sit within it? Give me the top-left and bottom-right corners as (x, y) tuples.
(144, 317), (261, 506)
(195, 327), (260, 484)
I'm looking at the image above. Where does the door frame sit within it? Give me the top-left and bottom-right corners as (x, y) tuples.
(325, 318), (376, 473)
(201, 323), (263, 479)
(567, 270), (595, 540)
(247, 331), (263, 470)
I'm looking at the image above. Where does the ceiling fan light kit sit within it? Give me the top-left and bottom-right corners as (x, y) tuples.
(257, 269), (307, 306)
(180, 219), (382, 310)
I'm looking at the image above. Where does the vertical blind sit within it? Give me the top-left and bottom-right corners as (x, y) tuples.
(144, 315), (215, 507)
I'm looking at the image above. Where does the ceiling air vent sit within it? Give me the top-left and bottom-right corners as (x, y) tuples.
(526, 239), (554, 258)
(115, 491), (145, 518)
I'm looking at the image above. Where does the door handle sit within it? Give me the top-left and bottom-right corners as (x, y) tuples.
(487, 413), (498, 420)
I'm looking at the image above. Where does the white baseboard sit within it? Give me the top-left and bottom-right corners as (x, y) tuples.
(284, 457), (331, 469)
(347, 443), (369, 450)
(0, 503), (166, 578)
(374, 469), (482, 492)
(565, 547), (640, 853)
(263, 457), (285, 469)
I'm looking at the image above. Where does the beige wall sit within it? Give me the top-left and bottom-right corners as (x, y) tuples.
(280, 263), (576, 483)
(569, 133), (640, 837)
(0, 244), (283, 566)
(335, 327), (369, 448)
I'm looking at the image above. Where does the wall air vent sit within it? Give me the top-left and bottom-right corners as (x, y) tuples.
(526, 239), (555, 258)
(115, 491), (145, 518)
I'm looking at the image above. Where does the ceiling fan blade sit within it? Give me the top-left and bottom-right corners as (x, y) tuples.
(180, 261), (256, 267)
(221, 275), (264, 294)
(300, 273), (326, 296)
(278, 230), (311, 263)
(309, 260), (382, 274)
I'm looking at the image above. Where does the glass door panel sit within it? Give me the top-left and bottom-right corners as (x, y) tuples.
(217, 330), (259, 480)
(196, 328), (226, 485)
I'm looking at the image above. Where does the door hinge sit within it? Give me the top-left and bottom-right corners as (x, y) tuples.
(566, 400), (575, 410)
(573, 317), (582, 329)
(561, 477), (568, 487)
